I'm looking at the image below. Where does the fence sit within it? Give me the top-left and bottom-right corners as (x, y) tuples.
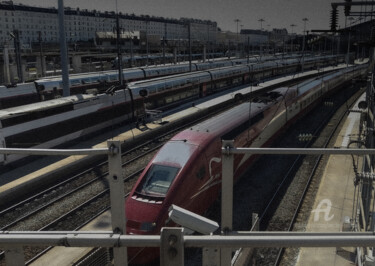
(1, 142), (375, 265)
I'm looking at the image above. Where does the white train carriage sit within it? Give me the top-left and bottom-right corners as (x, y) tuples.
(0, 90), (143, 165)
(130, 71), (212, 109)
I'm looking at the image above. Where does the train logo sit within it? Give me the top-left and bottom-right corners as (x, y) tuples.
(191, 157), (222, 199)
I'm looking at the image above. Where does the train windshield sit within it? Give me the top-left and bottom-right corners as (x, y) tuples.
(136, 164), (180, 196)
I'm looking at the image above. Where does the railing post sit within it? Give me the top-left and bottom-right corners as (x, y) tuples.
(221, 140), (234, 265)
(107, 141), (128, 266)
(5, 246), (25, 266)
(203, 247), (220, 266)
(160, 228), (184, 266)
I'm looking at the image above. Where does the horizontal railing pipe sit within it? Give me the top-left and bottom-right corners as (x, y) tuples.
(0, 147), (110, 156)
(223, 147), (375, 156)
(1, 231), (375, 248)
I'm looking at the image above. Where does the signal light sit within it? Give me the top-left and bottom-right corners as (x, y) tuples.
(330, 8), (338, 31)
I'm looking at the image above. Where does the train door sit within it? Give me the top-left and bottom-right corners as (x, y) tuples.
(200, 82), (207, 98)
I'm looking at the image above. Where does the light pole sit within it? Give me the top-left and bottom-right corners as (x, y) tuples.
(302, 18), (308, 53)
(145, 20), (149, 66)
(258, 18), (265, 30)
(58, 0), (69, 97)
(290, 24), (296, 53)
(10, 30), (22, 83)
(346, 17), (354, 66)
(267, 24), (271, 54)
(258, 18), (265, 56)
(115, 0), (124, 86)
(188, 22), (192, 72)
(234, 19), (241, 55)
(234, 19), (240, 39)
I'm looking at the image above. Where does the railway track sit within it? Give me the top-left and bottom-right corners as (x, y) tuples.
(0, 78), (271, 265)
(0, 108), (223, 264)
(0, 70), (353, 266)
(242, 85), (365, 265)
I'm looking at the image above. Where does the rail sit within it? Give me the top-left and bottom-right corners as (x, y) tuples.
(1, 145), (375, 265)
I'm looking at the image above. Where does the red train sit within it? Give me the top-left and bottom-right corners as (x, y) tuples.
(125, 64), (367, 264)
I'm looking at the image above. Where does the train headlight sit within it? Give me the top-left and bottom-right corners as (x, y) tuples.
(140, 222), (157, 232)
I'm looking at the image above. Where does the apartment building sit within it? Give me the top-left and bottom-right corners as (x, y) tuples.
(0, 1), (217, 47)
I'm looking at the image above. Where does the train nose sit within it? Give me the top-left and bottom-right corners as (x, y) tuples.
(127, 246), (160, 265)
(126, 219), (157, 234)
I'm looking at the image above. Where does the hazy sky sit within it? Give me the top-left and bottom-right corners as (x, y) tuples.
(13, 0), (358, 34)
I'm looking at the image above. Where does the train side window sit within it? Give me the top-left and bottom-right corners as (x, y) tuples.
(196, 166), (206, 180)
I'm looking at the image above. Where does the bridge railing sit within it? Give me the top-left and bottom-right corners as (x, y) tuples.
(1, 144), (375, 265)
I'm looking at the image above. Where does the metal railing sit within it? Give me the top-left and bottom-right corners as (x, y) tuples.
(1, 143), (375, 265)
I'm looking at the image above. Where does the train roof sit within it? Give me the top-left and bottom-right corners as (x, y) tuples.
(172, 88), (288, 146)
(0, 94), (96, 119)
(294, 64), (361, 96)
(127, 69), (212, 88)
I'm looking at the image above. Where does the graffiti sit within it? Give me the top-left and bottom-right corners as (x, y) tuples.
(191, 157), (221, 199)
(311, 199), (334, 222)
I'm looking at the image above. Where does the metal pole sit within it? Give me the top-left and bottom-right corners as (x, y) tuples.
(247, 36), (250, 64)
(107, 141), (128, 266)
(115, 1), (123, 86)
(163, 22), (167, 65)
(188, 22), (192, 72)
(130, 37), (133, 68)
(146, 20), (149, 66)
(3, 45), (10, 85)
(160, 228), (184, 265)
(207, 23), (210, 61)
(58, 0), (70, 97)
(290, 24), (296, 53)
(347, 29), (351, 66)
(221, 140), (234, 265)
(5, 247), (25, 266)
(302, 18), (308, 53)
(38, 31), (45, 77)
(12, 30), (23, 83)
(235, 19), (240, 56)
(223, 147), (375, 156)
(0, 147), (108, 156)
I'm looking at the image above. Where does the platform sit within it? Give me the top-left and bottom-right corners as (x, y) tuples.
(295, 94), (365, 266)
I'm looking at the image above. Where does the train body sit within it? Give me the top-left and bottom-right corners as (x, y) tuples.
(0, 55), (350, 166)
(0, 56), (265, 109)
(125, 63), (367, 263)
(0, 54), (339, 109)
(128, 54), (344, 110)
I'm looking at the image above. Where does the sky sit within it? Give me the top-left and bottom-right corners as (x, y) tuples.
(13, 0), (358, 34)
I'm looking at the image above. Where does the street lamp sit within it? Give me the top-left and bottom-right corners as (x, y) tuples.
(58, 0), (69, 97)
(346, 16), (354, 66)
(258, 18), (265, 31)
(234, 19), (241, 55)
(302, 18), (308, 53)
(258, 19), (265, 56)
(115, 0), (123, 86)
(234, 19), (241, 40)
(290, 24), (296, 53)
(9, 30), (22, 83)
